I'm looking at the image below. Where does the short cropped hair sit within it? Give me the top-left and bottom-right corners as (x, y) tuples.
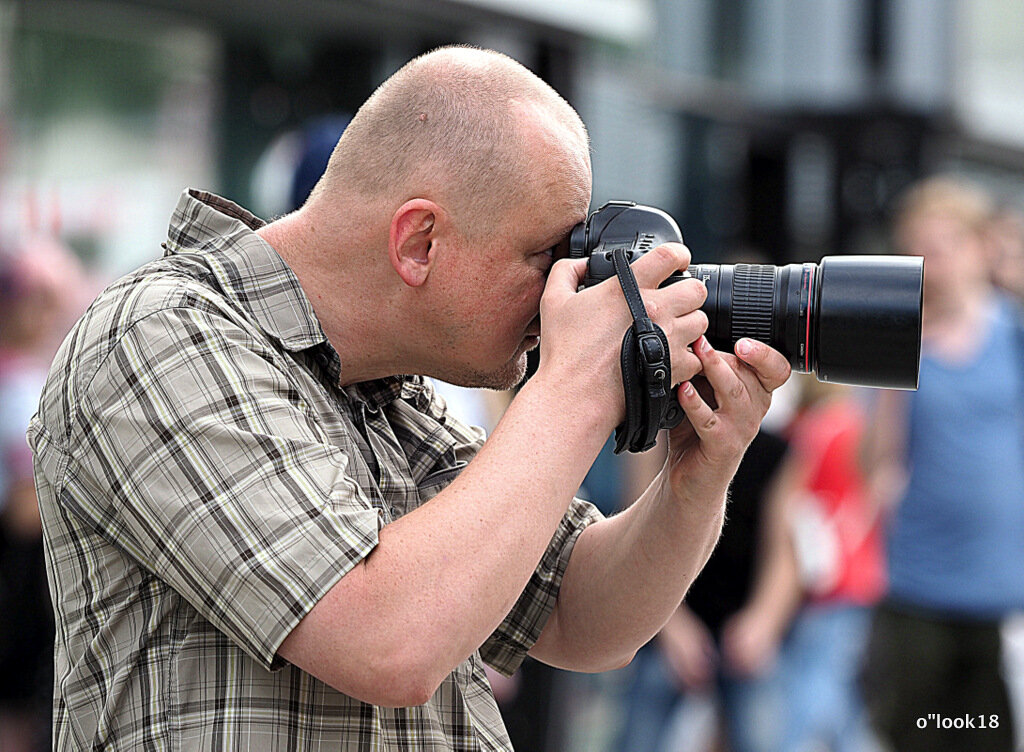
(314, 45), (587, 232)
(894, 175), (994, 241)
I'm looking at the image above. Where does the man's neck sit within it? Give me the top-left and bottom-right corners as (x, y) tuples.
(257, 210), (411, 385)
(923, 283), (995, 362)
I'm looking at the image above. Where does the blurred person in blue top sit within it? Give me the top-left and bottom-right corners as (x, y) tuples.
(985, 201), (1024, 306)
(861, 175), (1024, 752)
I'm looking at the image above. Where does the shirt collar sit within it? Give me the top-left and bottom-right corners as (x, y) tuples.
(164, 189), (327, 351)
(163, 189), (409, 405)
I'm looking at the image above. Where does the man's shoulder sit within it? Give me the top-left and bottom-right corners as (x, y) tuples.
(36, 254), (250, 437)
(79, 255), (236, 355)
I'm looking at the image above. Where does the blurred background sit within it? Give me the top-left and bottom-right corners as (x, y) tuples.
(2, 0), (1024, 271)
(1, 1), (1023, 751)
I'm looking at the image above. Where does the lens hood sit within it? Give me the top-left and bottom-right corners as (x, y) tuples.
(815, 255), (924, 390)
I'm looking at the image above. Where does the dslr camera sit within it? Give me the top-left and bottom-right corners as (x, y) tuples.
(567, 201), (923, 436)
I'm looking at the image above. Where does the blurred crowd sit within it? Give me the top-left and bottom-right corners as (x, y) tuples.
(2, 116), (1023, 752)
(0, 236), (93, 751)
(547, 175), (1024, 752)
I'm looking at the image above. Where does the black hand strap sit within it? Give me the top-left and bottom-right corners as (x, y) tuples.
(610, 248), (672, 453)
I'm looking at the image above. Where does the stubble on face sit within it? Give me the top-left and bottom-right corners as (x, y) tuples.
(431, 341), (534, 391)
(456, 353), (530, 391)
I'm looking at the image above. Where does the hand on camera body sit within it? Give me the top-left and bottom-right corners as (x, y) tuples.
(663, 332), (790, 498)
(538, 241), (791, 495)
(537, 241), (707, 426)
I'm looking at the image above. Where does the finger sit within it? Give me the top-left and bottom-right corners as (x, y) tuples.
(734, 338), (792, 392)
(666, 308), (709, 350)
(645, 277), (708, 320)
(627, 242), (691, 289)
(675, 379), (719, 438)
(669, 343), (702, 387)
(693, 335), (748, 408)
(666, 325), (704, 385)
(690, 374), (718, 410)
(541, 257), (588, 307)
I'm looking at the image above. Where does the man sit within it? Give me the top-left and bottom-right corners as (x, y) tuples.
(29, 46), (789, 749)
(861, 176), (1024, 752)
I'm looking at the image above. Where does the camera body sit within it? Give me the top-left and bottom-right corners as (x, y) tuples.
(570, 201), (686, 289)
(569, 200), (924, 393)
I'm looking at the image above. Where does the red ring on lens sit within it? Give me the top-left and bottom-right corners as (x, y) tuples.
(801, 265), (813, 373)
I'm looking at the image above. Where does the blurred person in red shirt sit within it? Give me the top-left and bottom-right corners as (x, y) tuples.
(762, 375), (885, 752)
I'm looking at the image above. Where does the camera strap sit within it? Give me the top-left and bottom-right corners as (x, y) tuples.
(610, 247), (672, 454)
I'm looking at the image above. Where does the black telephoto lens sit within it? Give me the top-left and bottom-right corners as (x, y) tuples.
(688, 256), (924, 389)
(570, 201), (925, 393)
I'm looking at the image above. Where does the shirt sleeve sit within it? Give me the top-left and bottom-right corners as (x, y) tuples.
(480, 496), (604, 676)
(69, 305), (383, 670)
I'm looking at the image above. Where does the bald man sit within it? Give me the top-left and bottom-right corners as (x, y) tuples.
(29, 47), (789, 750)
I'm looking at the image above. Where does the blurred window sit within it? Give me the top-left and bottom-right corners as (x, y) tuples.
(0, 2), (220, 276)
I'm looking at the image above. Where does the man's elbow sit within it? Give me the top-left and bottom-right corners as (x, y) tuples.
(369, 665), (441, 708)
(279, 594), (452, 706)
(573, 646), (638, 674)
(605, 647), (639, 672)
(316, 644), (448, 708)
(531, 626), (639, 674)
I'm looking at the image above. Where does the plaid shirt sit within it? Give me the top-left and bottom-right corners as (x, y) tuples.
(29, 189), (601, 750)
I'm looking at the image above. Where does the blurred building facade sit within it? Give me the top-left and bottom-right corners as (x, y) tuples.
(2, 0), (1024, 270)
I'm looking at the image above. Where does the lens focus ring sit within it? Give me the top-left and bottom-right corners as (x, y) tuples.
(730, 264), (775, 343)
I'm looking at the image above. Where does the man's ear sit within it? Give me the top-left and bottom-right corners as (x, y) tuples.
(389, 199), (442, 287)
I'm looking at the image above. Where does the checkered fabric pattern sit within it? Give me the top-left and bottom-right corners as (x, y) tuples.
(28, 189), (602, 750)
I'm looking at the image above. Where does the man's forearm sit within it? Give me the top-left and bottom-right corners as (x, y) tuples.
(279, 368), (614, 704)
(529, 464), (730, 672)
(531, 336), (790, 674)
